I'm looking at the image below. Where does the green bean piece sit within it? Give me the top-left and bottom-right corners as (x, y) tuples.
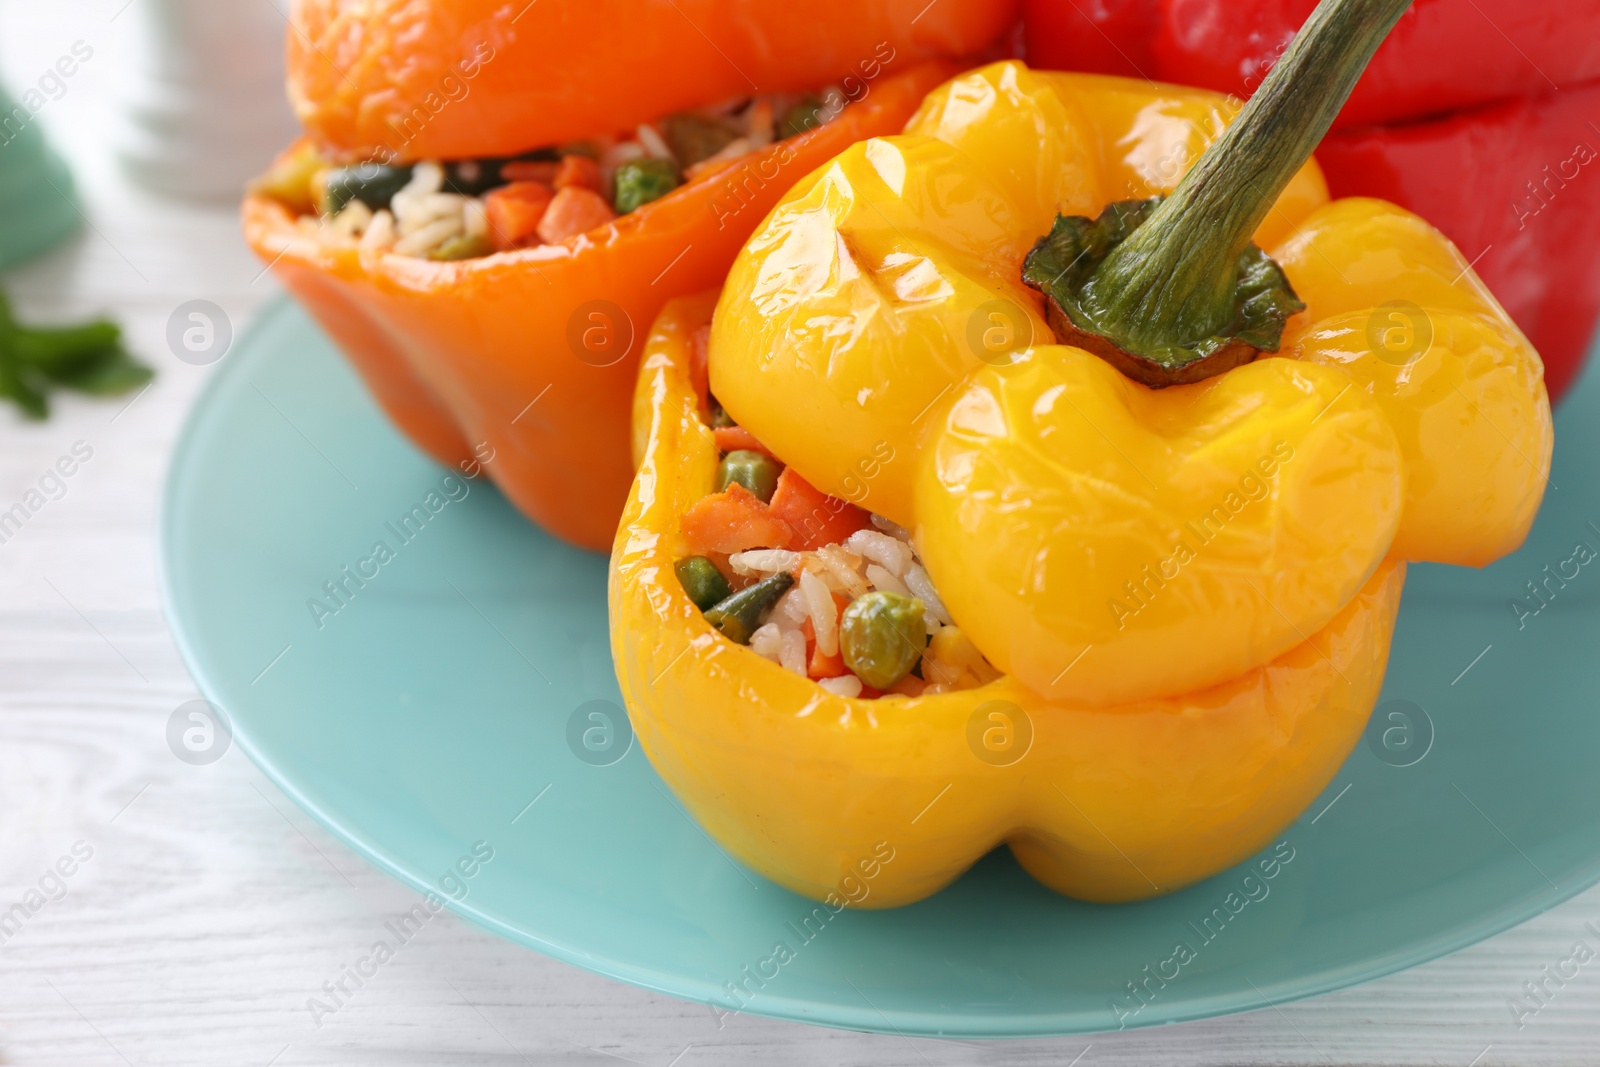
(840, 591), (926, 690)
(715, 449), (780, 503)
(704, 572), (794, 645)
(675, 556), (732, 611)
(613, 159), (682, 214)
(779, 94), (828, 139)
(319, 162), (415, 215)
(663, 113), (740, 166)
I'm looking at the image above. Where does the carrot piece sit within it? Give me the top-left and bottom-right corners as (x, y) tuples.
(713, 425), (774, 457)
(796, 598), (851, 681)
(801, 615), (849, 679)
(536, 186), (617, 244)
(809, 645), (847, 679)
(680, 482), (795, 555)
(553, 154), (603, 191)
(501, 161), (560, 184)
(483, 181), (554, 250)
(767, 468), (871, 552)
(887, 675), (925, 697)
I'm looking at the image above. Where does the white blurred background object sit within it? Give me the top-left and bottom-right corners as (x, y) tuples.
(114, 0), (298, 200)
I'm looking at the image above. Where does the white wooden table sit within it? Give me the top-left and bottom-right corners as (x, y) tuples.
(2, 3), (1598, 1064)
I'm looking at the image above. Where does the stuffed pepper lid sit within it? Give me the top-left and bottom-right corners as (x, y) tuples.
(288, 0), (1019, 163)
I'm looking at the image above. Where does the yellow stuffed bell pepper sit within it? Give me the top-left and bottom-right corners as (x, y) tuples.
(615, 291), (1405, 906)
(610, 0), (1552, 906)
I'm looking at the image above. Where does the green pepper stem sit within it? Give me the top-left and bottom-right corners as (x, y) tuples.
(1078, 0), (1412, 357)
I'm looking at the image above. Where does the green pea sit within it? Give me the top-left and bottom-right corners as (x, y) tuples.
(840, 591), (926, 690)
(613, 158), (681, 214)
(708, 399), (736, 428)
(319, 162), (414, 215)
(704, 572), (794, 645)
(716, 449), (780, 503)
(779, 94), (827, 139)
(675, 556), (731, 611)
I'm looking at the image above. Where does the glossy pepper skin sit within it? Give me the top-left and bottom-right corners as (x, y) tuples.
(1317, 83), (1600, 403)
(714, 61), (1551, 708)
(244, 61), (962, 550)
(612, 291), (1408, 905)
(1022, 0), (1600, 129)
(289, 0), (1020, 164)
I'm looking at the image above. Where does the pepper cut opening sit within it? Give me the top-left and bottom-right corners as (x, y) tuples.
(251, 87), (854, 262)
(674, 325), (1000, 701)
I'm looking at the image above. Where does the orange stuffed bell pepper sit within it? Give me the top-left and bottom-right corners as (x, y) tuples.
(243, 0), (1018, 551)
(611, 0), (1552, 906)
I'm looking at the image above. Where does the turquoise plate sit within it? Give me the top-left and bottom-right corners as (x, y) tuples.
(162, 298), (1600, 1038)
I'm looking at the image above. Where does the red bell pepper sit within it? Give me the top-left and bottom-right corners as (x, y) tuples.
(1023, 0), (1159, 82)
(1317, 83), (1600, 401)
(1024, 0), (1600, 128)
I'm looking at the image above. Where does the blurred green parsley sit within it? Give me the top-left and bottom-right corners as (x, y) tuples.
(0, 290), (153, 419)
